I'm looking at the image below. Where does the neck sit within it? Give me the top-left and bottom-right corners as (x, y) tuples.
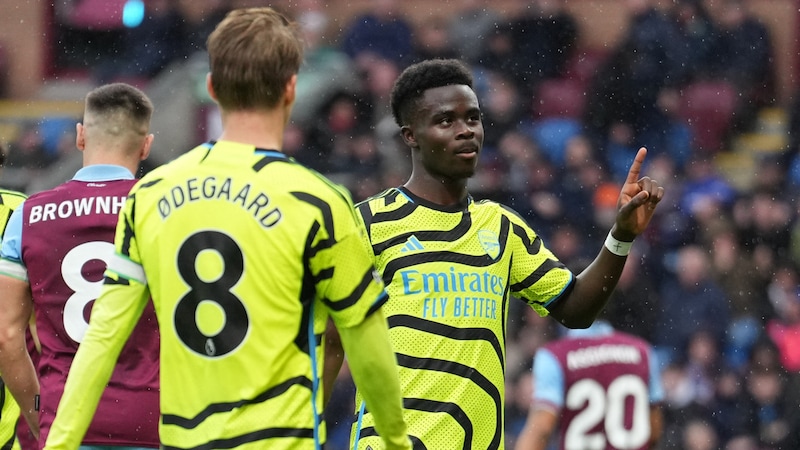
(404, 173), (469, 206)
(82, 148), (139, 175)
(217, 109), (286, 150)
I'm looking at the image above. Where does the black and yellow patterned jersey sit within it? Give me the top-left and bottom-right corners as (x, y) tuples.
(44, 141), (388, 450)
(0, 187), (26, 450)
(0, 189), (26, 236)
(352, 186), (574, 450)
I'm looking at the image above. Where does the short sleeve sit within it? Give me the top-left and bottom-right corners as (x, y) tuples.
(312, 192), (387, 330)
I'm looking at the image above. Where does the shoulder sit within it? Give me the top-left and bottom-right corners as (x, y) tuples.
(473, 198), (510, 212)
(542, 336), (572, 354)
(0, 190), (26, 236)
(611, 330), (653, 350)
(356, 187), (405, 212)
(129, 146), (209, 192)
(534, 344), (562, 368)
(475, 198), (520, 215)
(20, 181), (72, 204)
(0, 189), (27, 209)
(474, 199), (533, 227)
(300, 167), (353, 199)
(0, 188), (26, 199)
(276, 167), (358, 215)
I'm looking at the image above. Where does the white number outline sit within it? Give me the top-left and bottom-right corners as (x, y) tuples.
(564, 375), (650, 450)
(62, 241), (115, 343)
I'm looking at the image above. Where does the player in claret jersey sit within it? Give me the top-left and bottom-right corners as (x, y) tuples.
(515, 319), (664, 450)
(0, 82), (158, 450)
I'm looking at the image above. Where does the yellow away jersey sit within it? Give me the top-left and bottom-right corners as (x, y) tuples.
(352, 187), (574, 450)
(0, 188), (26, 236)
(0, 188), (26, 450)
(110, 141), (387, 449)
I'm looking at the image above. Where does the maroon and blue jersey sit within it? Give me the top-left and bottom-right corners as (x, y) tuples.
(532, 321), (663, 450)
(0, 166), (159, 448)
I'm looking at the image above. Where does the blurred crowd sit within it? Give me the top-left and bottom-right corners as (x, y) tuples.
(3, 0), (800, 448)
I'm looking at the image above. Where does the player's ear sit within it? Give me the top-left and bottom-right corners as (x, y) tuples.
(284, 74), (297, 107)
(75, 123), (86, 151)
(140, 134), (154, 161)
(400, 125), (419, 149)
(206, 73), (217, 102)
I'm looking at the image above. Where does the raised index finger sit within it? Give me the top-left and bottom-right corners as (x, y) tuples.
(625, 147), (648, 185)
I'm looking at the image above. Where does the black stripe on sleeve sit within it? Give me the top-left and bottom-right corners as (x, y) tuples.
(292, 191), (335, 250)
(510, 221), (543, 255)
(509, 258), (569, 292)
(320, 266), (378, 312)
(119, 194), (137, 258)
(356, 202), (374, 242)
(364, 290), (389, 317)
(0, 209), (10, 236)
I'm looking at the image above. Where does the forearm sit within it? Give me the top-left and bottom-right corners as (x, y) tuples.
(649, 406), (664, 448)
(514, 425), (550, 450)
(514, 409), (557, 450)
(44, 281), (148, 449)
(549, 241), (627, 328)
(44, 331), (117, 449)
(322, 319), (344, 406)
(550, 147), (663, 328)
(0, 275), (39, 435)
(338, 310), (411, 450)
(0, 335), (39, 436)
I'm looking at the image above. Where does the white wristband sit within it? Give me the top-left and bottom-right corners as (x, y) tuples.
(604, 232), (633, 257)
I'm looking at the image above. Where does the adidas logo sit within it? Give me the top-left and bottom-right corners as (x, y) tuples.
(400, 235), (424, 252)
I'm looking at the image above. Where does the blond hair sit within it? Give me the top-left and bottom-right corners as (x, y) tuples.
(207, 7), (304, 110)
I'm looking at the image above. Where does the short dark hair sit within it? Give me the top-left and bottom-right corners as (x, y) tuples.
(390, 59), (474, 127)
(85, 82), (154, 127)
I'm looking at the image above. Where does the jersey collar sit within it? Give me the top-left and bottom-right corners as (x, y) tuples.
(397, 186), (473, 212)
(73, 165), (135, 182)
